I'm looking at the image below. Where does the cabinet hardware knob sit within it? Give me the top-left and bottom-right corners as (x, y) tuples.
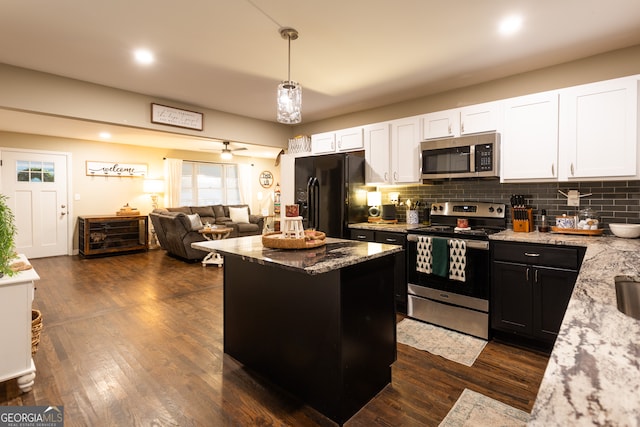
(524, 252), (540, 257)
(526, 267), (530, 281)
(570, 163), (575, 176)
(551, 163), (555, 176)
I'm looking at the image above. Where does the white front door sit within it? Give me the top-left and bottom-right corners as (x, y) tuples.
(0, 148), (70, 258)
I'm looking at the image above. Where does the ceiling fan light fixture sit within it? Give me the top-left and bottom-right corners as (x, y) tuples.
(277, 27), (302, 124)
(220, 149), (233, 160)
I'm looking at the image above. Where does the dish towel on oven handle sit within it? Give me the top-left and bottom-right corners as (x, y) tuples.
(415, 236), (432, 274)
(431, 237), (450, 278)
(449, 239), (466, 282)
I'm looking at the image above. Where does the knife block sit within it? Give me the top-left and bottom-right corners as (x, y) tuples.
(512, 208), (533, 232)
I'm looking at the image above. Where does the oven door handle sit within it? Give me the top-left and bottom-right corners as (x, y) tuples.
(407, 234), (489, 250)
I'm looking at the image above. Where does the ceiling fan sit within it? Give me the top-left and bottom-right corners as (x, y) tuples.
(202, 140), (247, 159)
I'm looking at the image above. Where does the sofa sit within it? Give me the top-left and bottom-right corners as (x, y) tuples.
(149, 204), (264, 261)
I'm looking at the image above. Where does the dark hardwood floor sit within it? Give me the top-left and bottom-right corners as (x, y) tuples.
(1, 250), (549, 426)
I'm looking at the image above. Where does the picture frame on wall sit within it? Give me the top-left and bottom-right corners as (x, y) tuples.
(151, 103), (203, 131)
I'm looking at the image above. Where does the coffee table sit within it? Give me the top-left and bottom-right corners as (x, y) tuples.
(198, 227), (232, 267)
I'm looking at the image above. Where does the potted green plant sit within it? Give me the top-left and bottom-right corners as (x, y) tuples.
(0, 194), (17, 277)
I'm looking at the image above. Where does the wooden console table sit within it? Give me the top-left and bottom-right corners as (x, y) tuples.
(78, 215), (148, 257)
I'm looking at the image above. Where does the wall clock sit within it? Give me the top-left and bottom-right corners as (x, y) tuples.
(259, 171), (274, 188)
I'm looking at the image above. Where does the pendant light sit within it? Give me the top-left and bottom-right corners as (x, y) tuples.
(277, 27), (302, 124)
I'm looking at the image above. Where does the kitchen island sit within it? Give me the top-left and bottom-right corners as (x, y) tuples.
(192, 235), (402, 425)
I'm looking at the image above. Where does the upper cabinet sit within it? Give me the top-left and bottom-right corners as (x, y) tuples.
(501, 91), (560, 181)
(421, 101), (501, 140)
(364, 118), (420, 185)
(364, 122), (391, 184)
(501, 77), (640, 182)
(558, 77), (639, 180)
(311, 127), (364, 154)
(390, 117), (421, 184)
(310, 132), (335, 154)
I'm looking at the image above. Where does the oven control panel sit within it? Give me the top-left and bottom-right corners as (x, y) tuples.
(431, 202), (505, 218)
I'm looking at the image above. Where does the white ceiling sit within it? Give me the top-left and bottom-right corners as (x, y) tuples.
(1, 0), (640, 156)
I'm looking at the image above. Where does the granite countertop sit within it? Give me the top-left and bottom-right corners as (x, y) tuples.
(192, 235), (403, 275)
(491, 230), (640, 426)
(349, 222), (426, 233)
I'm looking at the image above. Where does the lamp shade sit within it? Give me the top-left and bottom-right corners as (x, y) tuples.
(277, 81), (302, 124)
(367, 191), (382, 206)
(143, 179), (164, 194)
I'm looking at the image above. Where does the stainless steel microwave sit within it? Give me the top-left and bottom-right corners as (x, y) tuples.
(421, 132), (500, 180)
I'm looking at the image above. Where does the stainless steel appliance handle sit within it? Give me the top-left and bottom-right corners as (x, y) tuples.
(407, 234), (489, 250)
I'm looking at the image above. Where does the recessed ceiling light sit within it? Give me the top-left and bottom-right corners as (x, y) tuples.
(498, 15), (523, 36)
(99, 132), (112, 139)
(134, 48), (155, 65)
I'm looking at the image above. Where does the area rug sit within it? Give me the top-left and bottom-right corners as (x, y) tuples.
(396, 318), (487, 367)
(439, 388), (530, 427)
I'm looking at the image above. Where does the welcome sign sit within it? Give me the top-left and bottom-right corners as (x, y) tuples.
(86, 161), (148, 177)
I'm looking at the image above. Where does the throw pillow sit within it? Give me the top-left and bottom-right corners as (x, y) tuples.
(229, 206), (249, 224)
(186, 213), (204, 231)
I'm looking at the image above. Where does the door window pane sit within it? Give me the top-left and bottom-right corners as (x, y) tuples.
(16, 160), (55, 182)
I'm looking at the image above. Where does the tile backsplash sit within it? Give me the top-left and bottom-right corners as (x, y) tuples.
(380, 179), (640, 231)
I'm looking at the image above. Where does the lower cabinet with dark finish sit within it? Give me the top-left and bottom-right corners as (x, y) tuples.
(491, 240), (585, 349)
(350, 229), (407, 313)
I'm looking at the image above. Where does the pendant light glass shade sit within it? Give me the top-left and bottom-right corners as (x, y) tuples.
(277, 80), (302, 124)
(277, 27), (302, 124)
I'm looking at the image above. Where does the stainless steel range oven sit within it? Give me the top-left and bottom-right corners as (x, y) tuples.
(406, 201), (506, 339)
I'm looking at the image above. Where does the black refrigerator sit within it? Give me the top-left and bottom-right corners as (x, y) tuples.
(294, 153), (368, 238)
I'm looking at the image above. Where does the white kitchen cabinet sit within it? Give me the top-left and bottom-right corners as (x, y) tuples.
(390, 117), (421, 184)
(559, 77), (639, 180)
(364, 118), (420, 185)
(421, 109), (459, 139)
(0, 255), (39, 393)
(501, 91), (560, 181)
(311, 127), (364, 154)
(364, 122), (391, 184)
(336, 127), (364, 152)
(421, 101), (501, 140)
(311, 132), (336, 154)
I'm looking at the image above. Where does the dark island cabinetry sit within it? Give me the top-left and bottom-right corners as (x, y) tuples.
(491, 241), (585, 348)
(78, 215), (148, 257)
(350, 229), (407, 313)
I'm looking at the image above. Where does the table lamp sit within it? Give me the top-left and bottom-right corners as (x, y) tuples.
(367, 191), (382, 217)
(143, 179), (164, 209)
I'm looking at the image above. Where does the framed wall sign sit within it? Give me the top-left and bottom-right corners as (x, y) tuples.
(151, 103), (203, 131)
(86, 161), (148, 177)
(259, 171), (274, 188)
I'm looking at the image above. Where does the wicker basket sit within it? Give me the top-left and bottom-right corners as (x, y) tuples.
(31, 309), (43, 357)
